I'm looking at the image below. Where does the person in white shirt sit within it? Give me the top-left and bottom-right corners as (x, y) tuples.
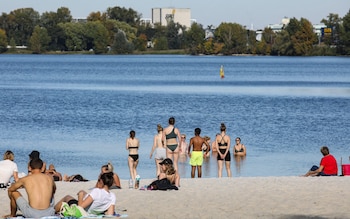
(54, 172), (116, 215)
(0, 150), (19, 185)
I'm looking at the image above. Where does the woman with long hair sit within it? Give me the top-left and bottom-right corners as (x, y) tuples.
(150, 124), (167, 177)
(126, 130), (139, 183)
(215, 123), (232, 177)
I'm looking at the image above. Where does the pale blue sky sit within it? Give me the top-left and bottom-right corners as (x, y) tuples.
(1, 0), (349, 29)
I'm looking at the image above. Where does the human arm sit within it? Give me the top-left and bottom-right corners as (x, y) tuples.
(8, 178), (24, 193)
(303, 166), (324, 177)
(113, 173), (121, 188)
(125, 138), (129, 150)
(13, 171), (19, 182)
(187, 138), (193, 157)
(150, 135), (157, 158)
(105, 204), (115, 215)
(77, 190), (93, 208)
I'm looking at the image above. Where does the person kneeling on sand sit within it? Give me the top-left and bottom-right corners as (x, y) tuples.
(303, 146), (338, 177)
(55, 172), (116, 215)
(6, 158), (56, 218)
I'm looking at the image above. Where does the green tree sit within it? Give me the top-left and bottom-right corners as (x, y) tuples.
(9, 37), (16, 52)
(85, 21), (109, 54)
(29, 25), (51, 53)
(107, 6), (141, 27)
(166, 21), (183, 49)
(272, 30), (293, 55)
(291, 18), (317, 55)
(41, 7), (72, 50)
(338, 9), (350, 55)
(154, 36), (168, 50)
(185, 22), (205, 55)
(215, 22), (247, 54)
(111, 30), (134, 54)
(321, 13), (342, 46)
(0, 29), (7, 53)
(7, 8), (40, 46)
(58, 22), (85, 51)
(134, 33), (147, 51)
(103, 19), (137, 46)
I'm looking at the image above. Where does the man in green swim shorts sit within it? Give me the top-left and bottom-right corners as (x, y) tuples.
(188, 128), (210, 178)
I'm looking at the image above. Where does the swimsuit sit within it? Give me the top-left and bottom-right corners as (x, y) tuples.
(235, 147), (244, 153)
(129, 154), (139, 161)
(128, 146), (139, 161)
(154, 147), (166, 160)
(16, 196), (55, 218)
(165, 127), (178, 152)
(217, 135), (231, 161)
(189, 151), (204, 166)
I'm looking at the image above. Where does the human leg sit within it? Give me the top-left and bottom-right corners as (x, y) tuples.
(191, 166), (196, 178)
(225, 161), (232, 177)
(133, 159), (139, 179)
(173, 149), (179, 171)
(8, 190), (21, 217)
(198, 166), (202, 178)
(54, 195), (75, 213)
(217, 160), (223, 178)
(128, 157), (135, 181)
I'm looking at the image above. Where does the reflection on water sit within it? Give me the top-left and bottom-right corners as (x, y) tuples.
(234, 155), (246, 176)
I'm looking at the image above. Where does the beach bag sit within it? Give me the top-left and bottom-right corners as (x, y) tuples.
(60, 202), (88, 218)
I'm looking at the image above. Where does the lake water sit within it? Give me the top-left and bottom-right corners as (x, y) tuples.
(0, 54), (349, 180)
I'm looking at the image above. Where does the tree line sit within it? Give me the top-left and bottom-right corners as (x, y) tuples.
(0, 6), (349, 55)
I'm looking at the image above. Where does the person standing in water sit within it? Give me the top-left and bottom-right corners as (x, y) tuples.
(215, 123), (232, 177)
(188, 128), (210, 178)
(162, 117), (182, 171)
(150, 124), (167, 177)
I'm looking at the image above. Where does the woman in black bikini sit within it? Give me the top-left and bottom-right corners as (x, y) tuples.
(162, 117), (182, 171)
(215, 123), (232, 177)
(126, 130), (139, 183)
(233, 137), (246, 156)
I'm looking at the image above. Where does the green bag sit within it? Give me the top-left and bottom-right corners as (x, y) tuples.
(60, 202), (88, 218)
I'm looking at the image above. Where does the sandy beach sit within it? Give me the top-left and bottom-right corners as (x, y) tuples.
(1, 176), (350, 219)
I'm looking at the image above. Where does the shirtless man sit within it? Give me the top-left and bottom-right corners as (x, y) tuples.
(7, 158), (55, 218)
(188, 128), (210, 178)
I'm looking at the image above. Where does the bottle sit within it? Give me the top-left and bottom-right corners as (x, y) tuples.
(135, 175), (140, 189)
(128, 178), (133, 189)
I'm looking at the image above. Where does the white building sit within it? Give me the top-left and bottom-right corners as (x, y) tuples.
(152, 8), (191, 29)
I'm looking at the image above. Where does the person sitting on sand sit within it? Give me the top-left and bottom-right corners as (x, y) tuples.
(55, 172), (116, 215)
(45, 164), (62, 181)
(0, 150), (19, 185)
(233, 137), (246, 156)
(28, 150), (46, 174)
(7, 158), (55, 218)
(96, 162), (121, 189)
(158, 158), (180, 187)
(303, 146), (338, 177)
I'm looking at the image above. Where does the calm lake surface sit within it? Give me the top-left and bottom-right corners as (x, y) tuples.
(0, 54), (349, 180)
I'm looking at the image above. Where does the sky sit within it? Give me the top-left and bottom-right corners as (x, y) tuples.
(1, 0), (349, 30)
